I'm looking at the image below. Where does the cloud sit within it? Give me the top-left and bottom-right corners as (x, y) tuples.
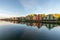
(19, 0), (42, 13)
(19, 0), (60, 14)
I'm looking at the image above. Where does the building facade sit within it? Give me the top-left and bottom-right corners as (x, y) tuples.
(43, 14), (57, 20)
(36, 14), (43, 21)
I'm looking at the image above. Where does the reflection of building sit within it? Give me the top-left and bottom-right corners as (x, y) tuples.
(43, 14), (57, 20)
(32, 23), (36, 26)
(25, 23), (31, 26)
(11, 21), (20, 24)
(26, 23), (43, 28)
(43, 24), (57, 29)
(36, 23), (43, 28)
(9, 21), (25, 24)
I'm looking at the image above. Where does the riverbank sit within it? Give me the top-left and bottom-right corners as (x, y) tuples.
(25, 20), (60, 24)
(0, 20), (60, 24)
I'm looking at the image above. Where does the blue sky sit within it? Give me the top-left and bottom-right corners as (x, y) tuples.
(0, 0), (60, 17)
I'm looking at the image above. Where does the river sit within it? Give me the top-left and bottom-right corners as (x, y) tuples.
(0, 21), (60, 40)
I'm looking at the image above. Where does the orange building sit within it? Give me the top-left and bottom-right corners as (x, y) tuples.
(28, 14), (37, 20)
(36, 23), (43, 28)
(27, 14), (45, 21)
(36, 14), (43, 21)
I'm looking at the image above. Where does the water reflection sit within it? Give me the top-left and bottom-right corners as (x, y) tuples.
(26, 22), (43, 28)
(0, 21), (60, 40)
(43, 23), (58, 29)
(7, 21), (60, 29)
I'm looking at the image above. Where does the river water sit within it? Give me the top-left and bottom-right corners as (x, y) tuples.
(0, 21), (60, 40)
